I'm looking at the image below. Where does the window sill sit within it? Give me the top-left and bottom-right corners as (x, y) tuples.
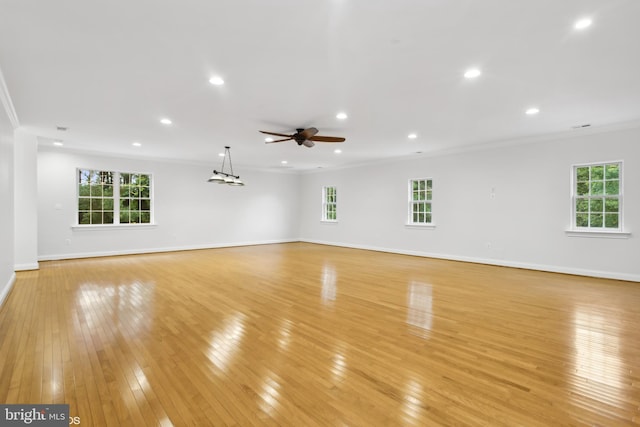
(565, 229), (630, 239)
(405, 223), (436, 230)
(72, 224), (157, 231)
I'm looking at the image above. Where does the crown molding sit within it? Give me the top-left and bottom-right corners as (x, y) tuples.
(0, 66), (19, 129)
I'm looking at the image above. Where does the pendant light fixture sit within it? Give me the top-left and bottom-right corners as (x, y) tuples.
(208, 146), (245, 186)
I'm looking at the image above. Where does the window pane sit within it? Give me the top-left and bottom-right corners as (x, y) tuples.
(91, 212), (103, 224)
(605, 214), (619, 228)
(120, 173), (131, 185)
(130, 212), (140, 223)
(575, 199), (588, 213)
(412, 181), (418, 191)
(78, 198), (90, 210)
(140, 212), (151, 223)
(90, 185), (102, 196)
(120, 212), (129, 223)
(140, 199), (150, 211)
(79, 184), (90, 196)
(413, 212), (418, 223)
(130, 187), (140, 197)
(91, 198), (103, 210)
(120, 199), (130, 211)
(103, 212), (114, 224)
(576, 182), (588, 196)
(425, 203), (431, 213)
(141, 187), (150, 198)
(590, 182), (603, 195)
(419, 181), (425, 191)
(103, 185), (113, 197)
(121, 185), (130, 197)
(576, 213), (588, 227)
(605, 164), (619, 180)
(139, 174), (150, 186)
(605, 180), (619, 195)
(605, 198), (619, 213)
(131, 199), (139, 210)
(412, 191), (419, 201)
(576, 167), (589, 181)
(131, 174), (139, 185)
(591, 165), (604, 180)
(425, 213), (432, 223)
(589, 199), (603, 213)
(79, 212), (90, 224)
(90, 171), (101, 184)
(426, 191), (432, 201)
(426, 180), (432, 190)
(104, 199), (114, 210)
(590, 213), (603, 227)
(79, 170), (90, 184)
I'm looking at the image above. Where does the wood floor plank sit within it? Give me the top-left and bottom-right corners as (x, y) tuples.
(1, 242), (639, 426)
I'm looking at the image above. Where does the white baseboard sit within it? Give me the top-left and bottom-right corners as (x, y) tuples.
(38, 239), (299, 261)
(0, 272), (16, 309)
(301, 239), (640, 283)
(14, 262), (39, 271)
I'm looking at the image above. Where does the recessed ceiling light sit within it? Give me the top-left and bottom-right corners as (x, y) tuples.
(525, 108), (540, 115)
(464, 68), (481, 79)
(574, 18), (592, 30)
(408, 133), (417, 139)
(132, 142), (142, 147)
(218, 152), (225, 157)
(334, 149), (342, 154)
(209, 76), (225, 86)
(281, 160), (288, 165)
(265, 137), (274, 143)
(336, 112), (348, 120)
(56, 126), (68, 132)
(53, 140), (63, 147)
(160, 118), (172, 125)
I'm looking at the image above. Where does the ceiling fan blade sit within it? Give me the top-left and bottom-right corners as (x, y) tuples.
(259, 130), (293, 138)
(265, 137), (293, 143)
(309, 136), (345, 143)
(303, 140), (315, 148)
(299, 127), (319, 140)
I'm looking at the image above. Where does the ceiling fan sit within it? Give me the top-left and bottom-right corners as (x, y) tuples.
(260, 127), (345, 148)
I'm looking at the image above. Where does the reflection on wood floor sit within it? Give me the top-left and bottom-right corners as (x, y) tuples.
(1, 242), (639, 426)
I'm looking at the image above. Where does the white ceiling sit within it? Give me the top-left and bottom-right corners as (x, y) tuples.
(1, 0), (639, 171)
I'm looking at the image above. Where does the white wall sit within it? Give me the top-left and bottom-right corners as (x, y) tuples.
(14, 129), (38, 270)
(38, 149), (301, 259)
(0, 107), (15, 305)
(299, 126), (640, 282)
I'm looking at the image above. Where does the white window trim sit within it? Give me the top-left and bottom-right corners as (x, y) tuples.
(567, 160), (627, 238)
(75, 168), (155, 227)
(321, 186), (338, 223)
(407, 178), (434, 227)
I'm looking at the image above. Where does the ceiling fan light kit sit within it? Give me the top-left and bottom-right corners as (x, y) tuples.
(260, 127), (345, 148)
(208, 146), (244, 186)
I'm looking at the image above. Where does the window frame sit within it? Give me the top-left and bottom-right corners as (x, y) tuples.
(75, 168), (154, 228)
(567, 160), (629, 238)
(407, 178), (435, 228)
(322, 186), (338, 222)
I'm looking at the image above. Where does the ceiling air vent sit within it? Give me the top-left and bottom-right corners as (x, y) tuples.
(571, 124), (591, 129)
(56, 126), (68, 131)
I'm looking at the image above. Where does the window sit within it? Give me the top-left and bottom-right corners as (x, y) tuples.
(78, 170), (115, 224)
(572, 162), (621, 230)
(409, 178), (433, 225)
(77, 169), (152, 225)
(322, 186), (337, 221)
(119, 173), (152, 224)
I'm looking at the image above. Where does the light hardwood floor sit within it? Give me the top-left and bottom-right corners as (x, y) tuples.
(0, 242), (639, 426)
